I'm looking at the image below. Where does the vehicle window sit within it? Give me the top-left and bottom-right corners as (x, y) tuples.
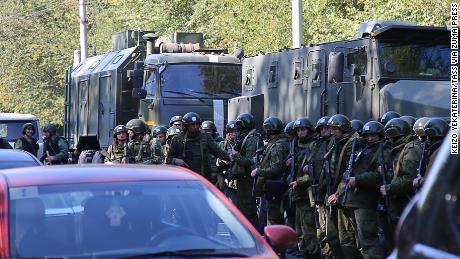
(347, 47), (367, 75)
(0, 120), (39, 142)
(9, 181), (259, 258)
(144, 70), (156, 97)
(378, 40), (449, 79)
(161, 64), (241, 98)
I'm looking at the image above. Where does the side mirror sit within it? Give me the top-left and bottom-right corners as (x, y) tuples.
(328, 52), (344, 83)
(133, 61), (144, 89)
(264, 225), (297, 252)
(132, 88), (147, 99)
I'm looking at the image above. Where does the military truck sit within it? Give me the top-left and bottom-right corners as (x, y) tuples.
(65, 30), (242, 151)
(229, 20), (450, 124)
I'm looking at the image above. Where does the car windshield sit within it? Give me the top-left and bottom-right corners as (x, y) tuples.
(9, 180), (260, 258)
(378, 40), (449, 79)
(160, 63), (241, 98)
(0, 120), (39, 142)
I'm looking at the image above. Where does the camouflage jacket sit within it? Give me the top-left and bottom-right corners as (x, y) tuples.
(291, 134), (317, 203)
(231, 129), (263, 178)
(128, 137), (163, 164)
(218, 137), (238, 189)
(256, 133), (290, 179)
(105, 141), (132, 163)
(313, 136), (333, 204)
(166, 130), (230, 179)
(14, 135), (38, 157)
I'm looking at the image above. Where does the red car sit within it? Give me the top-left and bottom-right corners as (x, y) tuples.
(0, 165), (296, 258)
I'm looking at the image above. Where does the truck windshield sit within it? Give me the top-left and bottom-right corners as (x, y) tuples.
(378, 40), (449, 79)
(160, 63), (241, 98)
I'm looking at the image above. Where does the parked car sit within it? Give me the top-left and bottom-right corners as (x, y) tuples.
(1, 165), (296, 258)
(0, 149), (42, 169)
(389, 131), (460, 259)
(0, 113), (44, 156)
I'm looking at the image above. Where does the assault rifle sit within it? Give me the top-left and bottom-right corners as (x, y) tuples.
(251, 140), (264, 197)
(417, 141), (430, 178)
(308, 160), (320, 229)
(286, 139), (297, 208)
(379, 143), (392, 225)
(323, 143), (335, 215)
(341, 138), (357, 205)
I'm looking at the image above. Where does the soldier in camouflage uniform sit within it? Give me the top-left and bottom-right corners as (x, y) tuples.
(169, 115), (183, 128)
(217, 120), (241, 203)
(325, 114), (362, 259)
(203, 120), (224, 186)
(314, 116), (344, 259)
(378, 111), (400, 126)
(152, 125), (168, 162)
(163, 125), (182, 162)
(14, 123), (39, 157)
(166, 112), (231, 180)
(340, 121), (388, 259)
(105, 125), (132, 163)
(40, 124), (69, 165)
(126, 119), (163, 164)
(251, 116), (290, 225)
(287, 117), (321, 259)
(351, 120), (364, 137)
(284, 120), (297, 238)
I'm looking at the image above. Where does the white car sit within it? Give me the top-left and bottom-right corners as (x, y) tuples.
(0, 113), (43, 157)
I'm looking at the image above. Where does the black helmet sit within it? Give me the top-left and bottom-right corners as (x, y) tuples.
(169, 115), (183, 126)
(167, 125), (182, 139)
(263, 116), (283, 134)
(284, 121), (295, 136)
(424, 118), (449, 138)
(22, 123), (36, 134)
(226, 120), (243, 132)
(384, 118), (410, 138)
(327, 114), (352, 132)
(362, 121), (384, 137)
(113, 125), (128, 138)
(202, 121), (217, 132)
(153, 125), (168, 137)
(413, 117), (430, 137)
(182, 112), (201, 126)
(236, 113), (255, 130)
(315, 116), (331, 132)
(400, 115), (416, 130)
(126, 119), (147, 134)
(293, 117), (314, 132)
(351, 120), (364, 135)
(43, 124), (57, 135)
(380, 111), (401, 125)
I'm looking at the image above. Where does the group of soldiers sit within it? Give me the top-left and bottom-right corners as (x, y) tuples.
(1, 111), (450, 259)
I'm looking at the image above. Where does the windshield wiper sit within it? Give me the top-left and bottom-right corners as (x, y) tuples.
(162, 90), (206, 103)
(121, 249), (249, 258)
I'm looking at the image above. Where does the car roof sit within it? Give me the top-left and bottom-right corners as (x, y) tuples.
(0, 113), (38, 121)
(0, 165), (201, 187)
(0, 149), (40, 162)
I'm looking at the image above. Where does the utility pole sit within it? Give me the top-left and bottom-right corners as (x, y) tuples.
(292, 0), (303, 48)
(79, 0), (88, 62)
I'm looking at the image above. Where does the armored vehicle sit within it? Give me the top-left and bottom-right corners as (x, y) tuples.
(229, 20), (450, 124)
(65, 30), (242, 150)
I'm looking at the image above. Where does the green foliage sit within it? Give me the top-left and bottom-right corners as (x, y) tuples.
(0, 0), (451, 127)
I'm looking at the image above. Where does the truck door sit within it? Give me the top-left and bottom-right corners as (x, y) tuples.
(306, 49), (327, 120)
(98, 73), (114, 148)
(78, 80), (89, 137)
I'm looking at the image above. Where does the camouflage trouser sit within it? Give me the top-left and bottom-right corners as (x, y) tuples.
(236, 177), (259, 230)
(337, 208), (363, 259)
(354, 208), (385, 259)
(296, 202), (321, 256)
(266, 197), (284, 225)
(318, 205), (344, 259)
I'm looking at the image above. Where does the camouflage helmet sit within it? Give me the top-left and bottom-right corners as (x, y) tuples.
(263, 116), (283, 134)
(22, 123), (36, 134)
(315, 116), (331, 132)
(413, 117), (430, 137)
(284, 121), (295, 136)
(351, 120), (364, 135)
(236, 113), (255, 130)
(362, 121), (384, 137)
(113, 125), (128, 138)
(182, 112), (201, 126)
(167, 125), (182, 139)
(293, 117), (314, 132)
(226, 120), (243, 133)
(327, 114), (352, 132)
(384, 118), (410, 138)
(400, 115), (417, 130)
(153, 125), (168, 137)
(424, 118), (449, 138)
(169, 115), (183, 126)
(126, 119), (147, 134)
(202, 120), (217, 132)
(43, 124), (57, 135)
(380, 111), (401, 125)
